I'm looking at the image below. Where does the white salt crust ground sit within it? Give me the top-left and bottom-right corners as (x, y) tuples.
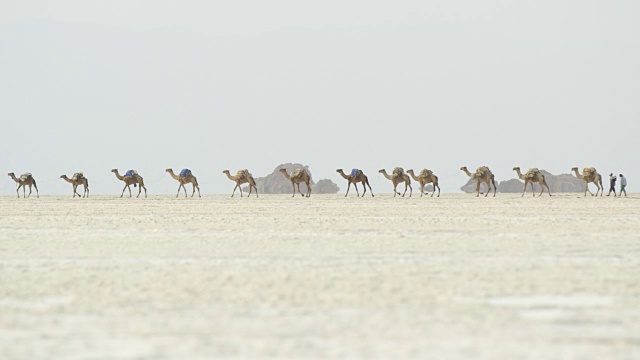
(0, 194), (639, 359)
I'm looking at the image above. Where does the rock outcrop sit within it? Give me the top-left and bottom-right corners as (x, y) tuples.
(461, 170), (587, 193)
(243, 163), (340, 194)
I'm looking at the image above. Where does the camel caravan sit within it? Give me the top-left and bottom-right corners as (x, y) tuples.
(4, 165), (621, 198)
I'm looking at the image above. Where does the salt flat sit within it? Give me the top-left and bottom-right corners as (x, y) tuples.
(0, 194), (639, 359)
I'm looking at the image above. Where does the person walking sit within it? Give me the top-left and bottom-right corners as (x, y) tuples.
(619, 174), (627, 196)
(607, 173), (617, 196)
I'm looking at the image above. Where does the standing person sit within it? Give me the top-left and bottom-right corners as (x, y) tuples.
(619, 174), (627, 197)
(607, 173), (617, 196)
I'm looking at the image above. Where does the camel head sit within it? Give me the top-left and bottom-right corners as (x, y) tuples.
(378, 169), (385, 173)
(60, 175), (67, 179)
(407, 169), (414, 174)
(512, 167), (520, 171)
(460, 167), (468, 171)
(7, 172), (14, 177)
(111, 169), (118, 173)
(279, 168), (288, 173)
(222, 170), (230, 174)
(165, 168), (173, 173)
(571, 167), (579, 172)
(336, 169), (342, 173)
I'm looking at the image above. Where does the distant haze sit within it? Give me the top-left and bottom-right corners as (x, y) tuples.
(1, 1), (638, 195)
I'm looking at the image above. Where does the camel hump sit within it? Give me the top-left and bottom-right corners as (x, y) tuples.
(525, 168), (539, 179)
(292, 168), (306, 178)
(392, 167), (404, 175)
(125, 170), (138, 177)
(583, 167), (597, 175)
(19, 173), (32, 181)
(72, 172), (84, 181)
(350, 169), (362, 177)
(179, 169), (192, 178)
(475, 166), (490, 177)
(419, 169), (433, 177)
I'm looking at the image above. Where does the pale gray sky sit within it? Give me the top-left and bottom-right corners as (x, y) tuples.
(1, 1), (638, 195)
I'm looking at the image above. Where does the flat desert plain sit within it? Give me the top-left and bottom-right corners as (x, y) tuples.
(1, 193), (639, 359)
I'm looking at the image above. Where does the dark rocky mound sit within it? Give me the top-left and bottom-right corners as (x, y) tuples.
(243, 163), (339, 194)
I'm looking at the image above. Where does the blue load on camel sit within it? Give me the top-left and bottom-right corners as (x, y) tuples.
(125, 170), (135, 177)
(180, 169), (191, 177)
(350, 169), (360, 177)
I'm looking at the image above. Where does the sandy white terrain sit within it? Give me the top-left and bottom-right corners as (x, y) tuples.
(0, 193), (639, 359)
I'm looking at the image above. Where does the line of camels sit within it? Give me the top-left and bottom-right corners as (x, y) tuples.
(6, 166), (606, 198)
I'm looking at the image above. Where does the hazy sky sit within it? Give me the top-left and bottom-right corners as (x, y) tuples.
(1, 1), (638, 195)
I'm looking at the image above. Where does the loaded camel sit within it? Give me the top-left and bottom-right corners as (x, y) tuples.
(460, 166), (497, 197)
(166, 169), (201, 198)
(407, 169), (440, 197)
(7, 172), (39, 198)
(279, 168), (311, 197)
(571, 167), (603, 196)
(223, 169), (258, 197)
(336, 169), (374, 197)
(512, 167), (551, 197)
(378, 168), (412, 197)
(111, 169), (147, 198)
(60, 173), (89, 198)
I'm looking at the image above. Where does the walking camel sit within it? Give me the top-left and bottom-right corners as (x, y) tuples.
(512, 167), (551, 197)
(166, 169), (201, 198)
(378, 168), (412, 197)
(279, 168), (311, 197)
(571, 167), (603, 196)
(407, 169), (440, 197)
(60, 173), (89, 198)
(336, 169), (374, 197)
(460, 166), (497, 197)
(223, 169), (258, 197)
(111, 169), (147, 198)
(7, 172), (39, 198)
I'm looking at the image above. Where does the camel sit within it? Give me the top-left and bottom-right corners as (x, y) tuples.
(571, 167), (603, 196)
(60, 173), (89, 198)
(378, 168), (412, 197)
(512, 167), (551, 197)
(223, 169), (258, 197)
(166, 169), (201, 198)
(7, 172), (39, 198)
(336, 169), (374, 197)
(279, 168), (311, 197)
(460, 166), (497, 197)
(407, 169), (440, 197)
(111, 169), (147, 198)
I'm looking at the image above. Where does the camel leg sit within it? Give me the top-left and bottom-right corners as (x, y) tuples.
(120, 184), (128, 197)
(345, 182), (351, 197)
(484, 181), (490, 197)
(27, 184), (32, 198)
(585, 182), (593, 197)
(521, 180), (528, 197)
(191, 183), (197, 198)
(254, 185), (258, 198)
(239, 183), (244, 198)
(491, 178), (497, 197)
(365, 180), (374, 197)
(393, 183), (398, 197)
(408, 182), (412, 197)
(176, 184), (182, 198)
(306, 181), (311, 197)
(231, 184), (238, 197)
(296, 183), (304, 197)
(16, 184), (22, 198)
(402, 182), (408, 197)
(476, 181), (481, 197)
(354, 182), (360, 197)
(291, 182), (296, 197)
